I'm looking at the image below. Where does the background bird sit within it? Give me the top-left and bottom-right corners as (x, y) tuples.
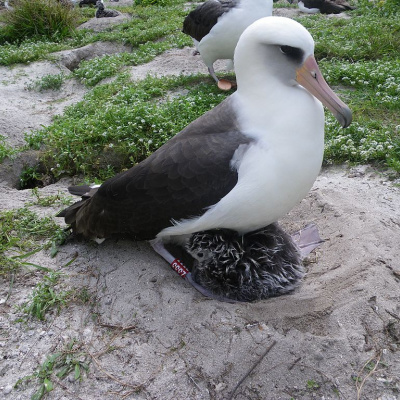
(182, 0), (273, 90)
(294, 0), (356, 14)
(4, 0), (14, 11)
(79, 0), (96, 6)
(59, 17), (352, 300)
(95, 0), (119, 18)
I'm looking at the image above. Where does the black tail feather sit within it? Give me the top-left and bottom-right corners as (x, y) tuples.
(57, 185), (99, 225)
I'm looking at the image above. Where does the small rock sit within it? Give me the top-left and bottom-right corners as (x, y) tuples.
(58, 322), (66, 330)
(215, 382), (227, 392)
(314, 352), (324, 361)
(4, 384), (13, 394)
(83, 328), (92, 342)
(19, 344), (29, 353)
(348, 166), (367, 178)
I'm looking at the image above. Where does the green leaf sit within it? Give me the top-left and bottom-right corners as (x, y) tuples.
(31, 384), (45, 400)
(67, 339), (75, 350)
(80, 362), (90, 371)
(11, 247), (44, 260)
(56, 365), (69, 378)
(50, 242), (58, 258)
(74, 364), (81, 380)
(19, 262), (52, 272)
(43, 378), (54, 392)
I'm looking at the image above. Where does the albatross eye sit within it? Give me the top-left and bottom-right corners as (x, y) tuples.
(280, 45), (304, 63)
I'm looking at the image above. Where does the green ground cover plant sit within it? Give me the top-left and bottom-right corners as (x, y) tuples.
(73, 32), (189, 86)
(0, 206), (68, 275)
(0, 134), (17, 161)
(320, 58), (400, 170)
(20, 270), (70, 320)
(299, 6), (400, 60)
(26, 73), (65, 91)
(0, 2), (191, 65)
(26, 74), (228, 179)
(1, 0), (80, 43)
(15, 338), (90, 400)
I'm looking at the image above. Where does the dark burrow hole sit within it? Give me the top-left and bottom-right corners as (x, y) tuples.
(0, 150), (55, 190)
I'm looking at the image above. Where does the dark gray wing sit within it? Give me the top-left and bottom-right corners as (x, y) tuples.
(61, 97), (252, 241)
(182, 0), (239, 42)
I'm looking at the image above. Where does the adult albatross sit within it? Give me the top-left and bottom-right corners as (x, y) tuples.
(58, 17), (352, 300)
(295, 0), (356, 14)
(182, 0), (273, 90)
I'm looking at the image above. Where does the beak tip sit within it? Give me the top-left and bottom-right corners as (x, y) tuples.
(338, 107), (353, 129)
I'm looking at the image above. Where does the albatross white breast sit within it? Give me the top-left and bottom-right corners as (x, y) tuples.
(182, 0), (273, 89)
(59, 17), (352, 298)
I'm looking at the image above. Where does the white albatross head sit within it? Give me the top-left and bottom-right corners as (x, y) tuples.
(234, 16), (352, 128)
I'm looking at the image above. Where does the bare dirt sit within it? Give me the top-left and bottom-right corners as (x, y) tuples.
(1, 4), (400, 400)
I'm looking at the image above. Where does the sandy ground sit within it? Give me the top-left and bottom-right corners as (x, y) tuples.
(1, 4), (400, 400)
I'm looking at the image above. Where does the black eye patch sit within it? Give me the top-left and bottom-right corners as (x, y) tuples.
(280, 46), (304, 63)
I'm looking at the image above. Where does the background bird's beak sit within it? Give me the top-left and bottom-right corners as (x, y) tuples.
(296, 55), (352, 128)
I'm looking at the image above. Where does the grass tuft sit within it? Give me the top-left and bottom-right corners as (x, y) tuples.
(0, 134), (17, 162)
(20, 271), (71, 320)
(26, 73), (65, 92)
(1, 0), (80, 44)
(0, 207), (68, 275)
(15, 338), (90, 400)
(298, 5), (400, 61)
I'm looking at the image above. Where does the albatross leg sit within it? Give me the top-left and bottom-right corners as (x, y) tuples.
(207, 65), (232, 91)
(150, 238), (240, 302)
(290, 223), (324, 258)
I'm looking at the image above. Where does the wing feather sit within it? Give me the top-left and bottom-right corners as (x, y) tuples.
(182, 0), (239, 42)
(62, 97), (252, 240)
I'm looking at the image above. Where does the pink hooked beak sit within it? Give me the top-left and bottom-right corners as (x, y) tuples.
(296, 55), (352, 128)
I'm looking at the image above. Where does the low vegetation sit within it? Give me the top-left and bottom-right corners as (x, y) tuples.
(0, 2), (191, 65)
(15, 338), (90, 400)
(0, 202), (69, 275)
(0, 0), (80, 44)
(20, 271), (70, 321)
(26, 74), (227, 179)
(26, 73), (65, 92)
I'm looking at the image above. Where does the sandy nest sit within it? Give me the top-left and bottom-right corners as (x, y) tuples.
(0, 4), (399, 400)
